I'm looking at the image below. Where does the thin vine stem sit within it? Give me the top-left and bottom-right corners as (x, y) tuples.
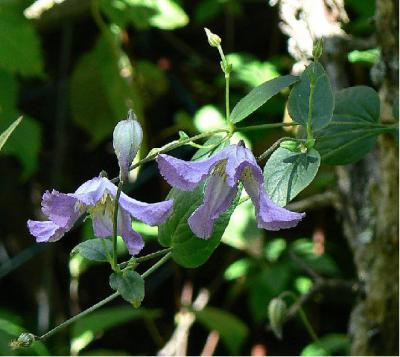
(238, 122), (299, 132)
(33, 252), (172, 343)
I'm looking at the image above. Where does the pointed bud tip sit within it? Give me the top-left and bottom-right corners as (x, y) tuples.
(268, 297), (287, 339)
(312, 38), (324, 59)
(204, 27), (221, 48)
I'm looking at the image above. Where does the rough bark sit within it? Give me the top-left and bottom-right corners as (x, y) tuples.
(274, 0), (399, 354)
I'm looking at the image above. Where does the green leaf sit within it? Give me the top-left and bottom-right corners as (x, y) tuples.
(0, 113), (41, 178)
(231, 75), (298, 123)
(109, 270), (145, 307)
(71, 238), (113, 262)
(315, 86), (381, 165)
(70, 36), (128, 144)
(101, 0), (188, 30)
(0, 116), (22, 152)
(158, 184), (239, 268)
(301, 334), (350, 356)
(71, 306), (160, 354)
(195, 307), (249, 355)
(348, 48), (379, 64)
(288, 62), (334, 130)
(264, 147), (321, 207)
(0, 4), (43, 76)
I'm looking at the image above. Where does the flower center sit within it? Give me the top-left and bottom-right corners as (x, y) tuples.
(85, 192), (115, 219)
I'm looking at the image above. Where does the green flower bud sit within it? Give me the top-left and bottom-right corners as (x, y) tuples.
(204, 28), (221, 48)
(312, 38), (324, 60)
(113, 110), (143, 180)
(268, 297), (287, 339)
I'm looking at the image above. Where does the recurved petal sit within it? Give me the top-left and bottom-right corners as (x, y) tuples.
(188, 174), (237, 239)
(27, 220), (67, 243)
(242, 169), (305, 231)
(156, 152), (224, 191)
(41, 190), (81, 229)
(71, 177), (110, 206)
(119, 194), (174, 226)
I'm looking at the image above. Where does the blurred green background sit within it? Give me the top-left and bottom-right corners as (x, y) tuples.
(0, 0), (380, 355)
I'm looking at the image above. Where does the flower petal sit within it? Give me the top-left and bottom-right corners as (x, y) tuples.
(119, 194), (174, 226)
(92, 211), (113, 238)
(41, 190), (81, 228)
(188, 175), (237, 239)
(118, 211), (144, 255)
(157, 152), (225, 191)
(71, 177), (110, 206)
(242, 169), (305, 230)
(27, 220), (66, 243)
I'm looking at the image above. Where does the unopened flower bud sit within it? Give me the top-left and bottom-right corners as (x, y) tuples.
(10, 333), (36, 349)
(113, 110), (143, 180)
(312, 38), (324, 60)
(268, 297), (287, 339)
(204, 28), (221, 48)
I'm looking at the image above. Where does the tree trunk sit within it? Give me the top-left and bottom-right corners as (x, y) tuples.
(274, 0), (399, 354)
(340, 0), (399, 354)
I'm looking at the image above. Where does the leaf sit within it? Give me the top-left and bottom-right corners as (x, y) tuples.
(288, 62), (334, 130)
(0, 116), (22, 152)
(101, 0), (188, 30)
(195, 307), (249, 355)
(0, 113), (42, 178)
(314, 86), (381, 165)
(109, 270), (145, 307)
(301, 334), (350, 356)
(71, 238), (113, 262)
(70, 36), (128, 144)
(71, 306), (160, 354)
(231, 75), (298, 123)
(264, 147), (321, 207)
(158, 184), (239, 268)
(0, 4), (43, 76)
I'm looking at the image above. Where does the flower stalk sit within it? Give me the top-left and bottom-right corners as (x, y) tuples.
(112, 181), (124, 271)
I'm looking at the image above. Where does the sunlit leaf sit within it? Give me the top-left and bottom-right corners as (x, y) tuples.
(288, 62), (334, 130)
(231, 75), (298, 124)
(195, 307), (249, 355)
(264, 147), (321, 207)
(315, 86), (382, 165)
(224, 258), (251, 280)
(348, 48), (379, 64)
(71, 238), (113, 262)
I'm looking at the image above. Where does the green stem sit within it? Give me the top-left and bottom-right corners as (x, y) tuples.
(238, 122), (299, 132)
(279, 291), (319, 343)
(36, 252), (172, 343)
(307, 77), (316, 141)
(258, 137), (305, 161)
(119, 248), (172, 269)
(112, 181), (123, 271)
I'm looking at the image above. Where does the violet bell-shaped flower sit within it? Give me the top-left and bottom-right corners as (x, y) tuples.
(156, 142), (305, 239)
(27, 176), (173, 255)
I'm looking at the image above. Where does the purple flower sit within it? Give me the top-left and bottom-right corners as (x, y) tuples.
(157, 143), (305, 239)
(27, 177), (173, 255)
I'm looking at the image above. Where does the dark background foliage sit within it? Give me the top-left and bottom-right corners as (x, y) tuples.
(0, 0), (394, 355)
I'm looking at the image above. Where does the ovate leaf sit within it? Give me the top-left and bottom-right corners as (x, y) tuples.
(315, 86), (381, 165)
(195, 307), (249, 355)
(231, 75), (298, 123)
(288, 62), (334, 130)
(0, 116), (22, 152)
(71, 238), (113, 262)
(109, 270), (145, 307)
(0, 4), (43, 76)
(70, 36), (128, 144)
(158, 184), (239, 268)
(264, 147), (321, 207)
(301, 334), (350, 356)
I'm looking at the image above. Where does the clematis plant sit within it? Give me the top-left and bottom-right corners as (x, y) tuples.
(157, 141), (305, 239)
